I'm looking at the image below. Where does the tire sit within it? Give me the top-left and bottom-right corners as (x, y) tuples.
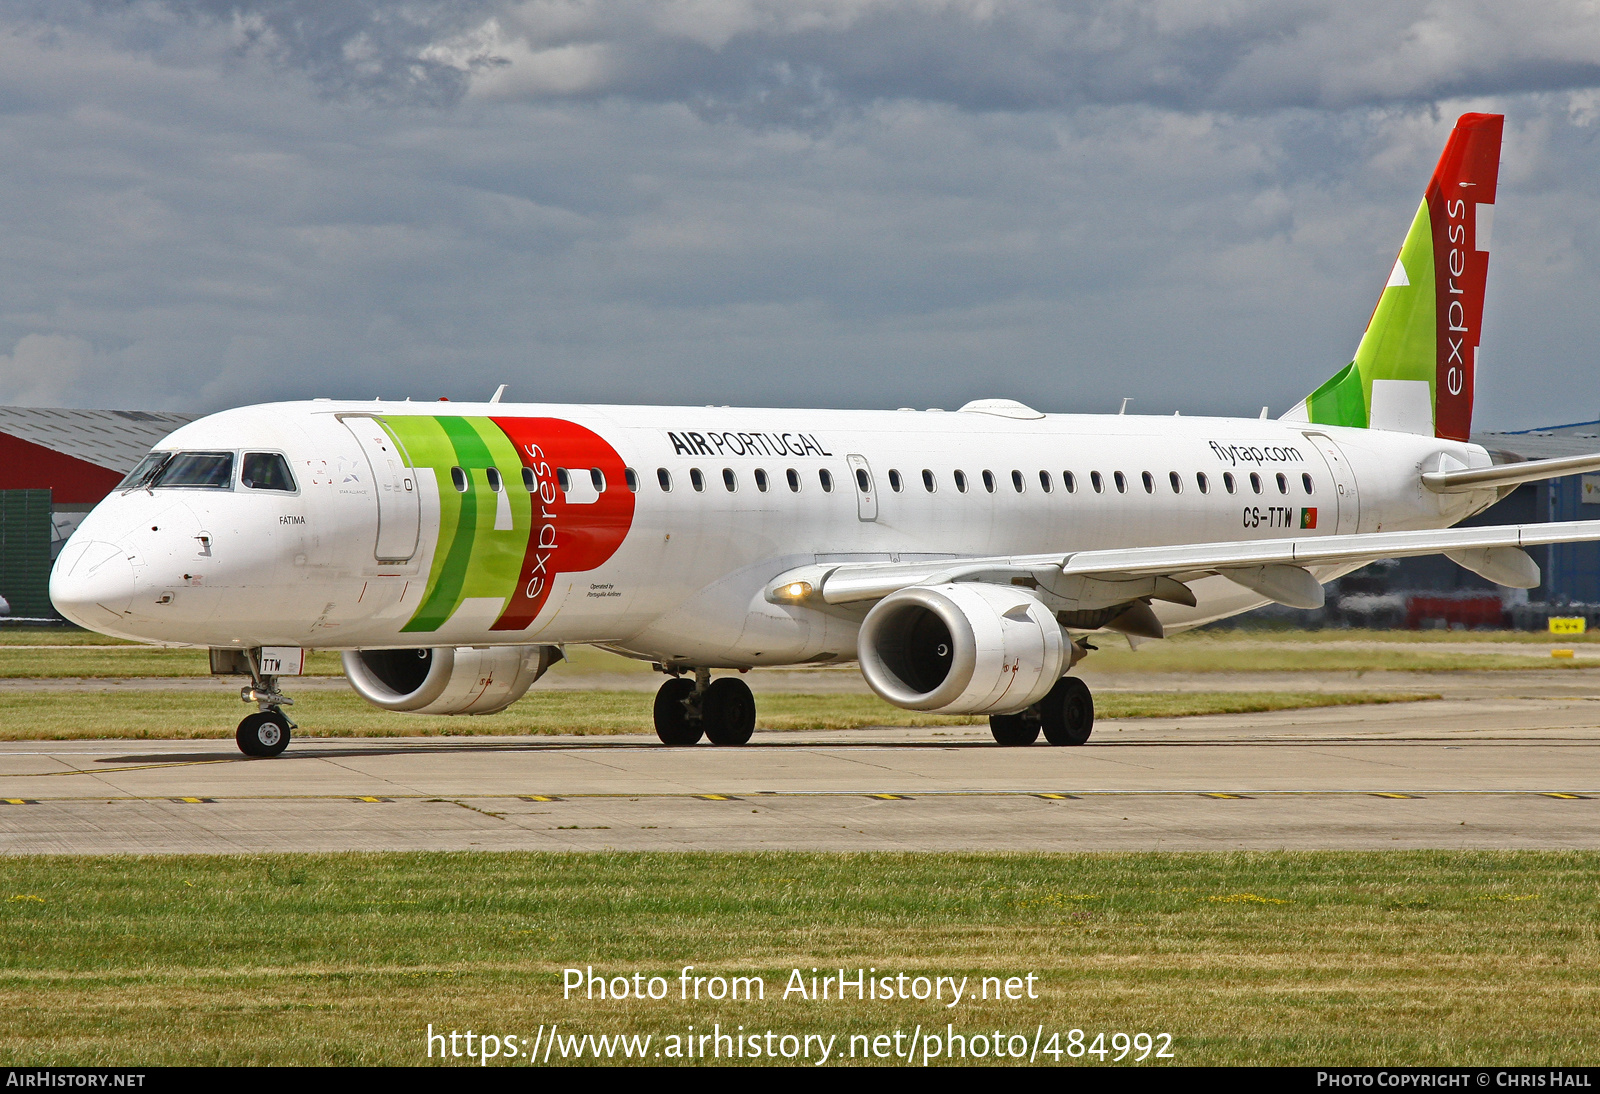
(702, 677), (757, 746)
(653, 678), (704, 745)
(237, 709), (292, 757)
(989, 712), (1040, 746)
(1040, 676), (1094, 746)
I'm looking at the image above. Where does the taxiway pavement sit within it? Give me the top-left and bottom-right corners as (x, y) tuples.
(2, 691), (1597, 853)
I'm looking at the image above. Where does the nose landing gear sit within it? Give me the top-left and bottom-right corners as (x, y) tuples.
(652, 668), (756, 746)
(235, 651), (296, 758)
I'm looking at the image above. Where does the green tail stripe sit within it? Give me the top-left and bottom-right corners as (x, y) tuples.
(402, 417), (493, 632)
(1306, 361), (1368, 429)
(1304, 198), (1436, 432)
(1352, 199), (1436, 404)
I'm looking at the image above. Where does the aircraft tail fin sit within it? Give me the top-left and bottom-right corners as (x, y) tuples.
(1282, 113), (1502, 441)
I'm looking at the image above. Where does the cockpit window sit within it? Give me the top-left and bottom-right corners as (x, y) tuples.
(241, 452), (297, 492)
(151, 452), (234, 489)
(118, 451), (170, 491)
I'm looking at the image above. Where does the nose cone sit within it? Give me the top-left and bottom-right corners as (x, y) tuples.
(51, 540), (136, 630)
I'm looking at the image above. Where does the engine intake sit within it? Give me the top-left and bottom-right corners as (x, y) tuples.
(342, 645), (559, 715)
(858, 583), (1068, 715)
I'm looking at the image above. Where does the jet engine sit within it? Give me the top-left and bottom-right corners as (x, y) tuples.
(857, 583), (1068, 715)
(342, 645), (560, 716)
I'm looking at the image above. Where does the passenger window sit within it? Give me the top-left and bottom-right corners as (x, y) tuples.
(591, 468), (606, 492)
(241, 452), (296, 492)
(1114, 472), (1128, 494)
(1090, 471), (1104, 494)
(953, 470), (967, 493)
(982, 470), (996, 493)
(888, 469), (903, 492)
(1063, 471), (1076, 494)
(786, 469), (801, 492)
(1141, 471), (1154, 494)
(1276, 472), (1288, 494)
(1224, 472), (1236, 494)
(625, 468), (639, 492)
(690, 468), (705, 492)
(755, 469), (769, 492)
(1197, 472), (1209, 494)
(922, 469), (936, 493)
(451, 466), (469, 492)
(525, 467), (538, 492)
(723, 468), (738, 492)
(486, 467), (503, 492)
(1302, 472), (1314, 494)
(656, 468), (672, 492)
(152, 452), (234, 490)
(819, 469), (834, 492)
(1011, 470), (1025, 493)
(555, 467), (570, 492)
(855, 468), (870, 492)
(1249, 472), (1262, 494)
(1169, 471), (1181, 494)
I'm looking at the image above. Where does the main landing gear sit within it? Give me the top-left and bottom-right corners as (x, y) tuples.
(236, 654), (295, 758)
(653, 668), (756, 746)
(989, 676), (1094, 747)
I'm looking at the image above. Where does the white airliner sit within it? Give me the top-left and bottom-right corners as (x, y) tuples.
(48, 113), (1600, 757)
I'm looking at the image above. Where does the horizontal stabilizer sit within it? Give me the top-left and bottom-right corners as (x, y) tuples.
(1422, 452), (1600, 493)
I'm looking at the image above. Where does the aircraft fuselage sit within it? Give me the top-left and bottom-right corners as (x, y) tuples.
(51, 398), (1493, 666)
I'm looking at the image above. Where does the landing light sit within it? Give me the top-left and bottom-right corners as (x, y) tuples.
(776, 581), (814, 602)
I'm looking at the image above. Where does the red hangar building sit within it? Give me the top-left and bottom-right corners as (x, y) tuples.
(0, 405), (196, 620)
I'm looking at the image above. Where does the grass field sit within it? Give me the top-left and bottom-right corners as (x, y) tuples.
(0, 851), (1593, 1066)
(0, 689), (1434, 740)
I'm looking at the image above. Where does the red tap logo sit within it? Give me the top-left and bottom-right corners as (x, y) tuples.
(489, 417), (636, 631)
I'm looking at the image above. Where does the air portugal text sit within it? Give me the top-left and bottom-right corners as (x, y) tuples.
(667, 430), (833, 458)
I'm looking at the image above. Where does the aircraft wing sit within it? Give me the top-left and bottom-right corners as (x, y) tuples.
(768, 519), (1600, 610)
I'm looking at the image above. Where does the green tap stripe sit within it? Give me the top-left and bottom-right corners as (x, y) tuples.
(402, 417), (492, 632)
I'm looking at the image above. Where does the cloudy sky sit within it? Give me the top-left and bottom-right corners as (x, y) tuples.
(0, 1), (1597, 428)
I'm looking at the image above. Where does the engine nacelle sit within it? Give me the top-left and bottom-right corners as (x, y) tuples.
(342, 645), (559, 715)
(858, 583), (1068, 715)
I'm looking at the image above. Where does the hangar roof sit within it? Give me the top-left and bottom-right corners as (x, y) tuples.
(1475, 420), (1600, 462)
(0, 405), (197, 474)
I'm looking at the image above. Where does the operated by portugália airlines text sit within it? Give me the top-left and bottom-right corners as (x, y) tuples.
(563, 966), (1039, 1007)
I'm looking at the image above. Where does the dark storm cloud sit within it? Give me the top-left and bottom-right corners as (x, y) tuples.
(0, 2), (1598, 428)
(66, 0), (1600, 122)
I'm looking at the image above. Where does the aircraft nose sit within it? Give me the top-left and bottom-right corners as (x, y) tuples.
(50, 540), (136, 629)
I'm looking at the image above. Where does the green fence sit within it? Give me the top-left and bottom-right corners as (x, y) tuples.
(0, 489), (55, 618)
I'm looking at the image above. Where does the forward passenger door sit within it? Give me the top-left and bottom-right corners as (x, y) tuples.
(343, 416), (421, 562)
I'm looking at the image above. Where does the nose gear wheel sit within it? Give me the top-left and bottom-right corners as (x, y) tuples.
(237, 708), (292, 757)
